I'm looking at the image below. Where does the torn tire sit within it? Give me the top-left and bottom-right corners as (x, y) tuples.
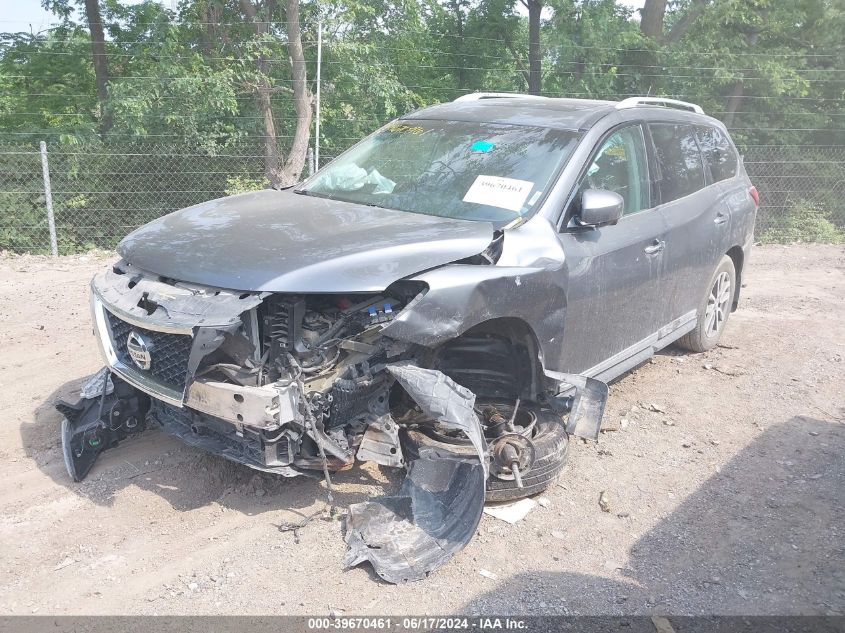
(401, 402), (569, 502)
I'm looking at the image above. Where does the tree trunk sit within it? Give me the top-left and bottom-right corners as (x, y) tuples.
(241, 0), (283, 186)
(83, 0), (111, 135)
(278, 0), (312, 186)
(257, 79), (284, 186)
(450, 0), (467, 90)
(504, 37), (531, 89)
(199, 1), (216, 58)
(722, 81), (744, 128)
(640, 0), (667, 39)
(723, 31), (758, 128)
(241, 0), (311, 188)
(527, 0), (542, 95)
(664, 0), (711, 44)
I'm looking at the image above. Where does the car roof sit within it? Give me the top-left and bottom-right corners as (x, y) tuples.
(403, 96), (616, 131)
(402, 94), (721, 132)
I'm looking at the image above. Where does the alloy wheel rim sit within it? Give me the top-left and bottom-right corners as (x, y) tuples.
(704, 271), (731, 337)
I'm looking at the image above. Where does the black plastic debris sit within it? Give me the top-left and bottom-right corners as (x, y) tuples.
(387, 363), (488, 476)
(344, 455), (485, 583)
(343, 365), (488, 583)
(56, 371), (149, 481)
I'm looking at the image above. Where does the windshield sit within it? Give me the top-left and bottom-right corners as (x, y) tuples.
(298, 119), (580, 223)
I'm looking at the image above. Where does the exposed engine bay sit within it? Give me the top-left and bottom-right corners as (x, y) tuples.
(181, 282), (429, 474)
(59, 260), (608, 583)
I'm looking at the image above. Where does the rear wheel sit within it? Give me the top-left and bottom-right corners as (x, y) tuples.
(677, 255), (736, 353)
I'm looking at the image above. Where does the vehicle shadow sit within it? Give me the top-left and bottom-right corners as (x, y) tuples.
(458, 414), (845, 615)
(21, 375), (403, 516)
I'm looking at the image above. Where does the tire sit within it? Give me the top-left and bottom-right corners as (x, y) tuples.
(401, 404), (569, 502)
(677, 255), (737, 353)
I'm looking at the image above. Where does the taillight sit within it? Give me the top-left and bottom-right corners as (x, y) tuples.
(749, 186), (759, 207)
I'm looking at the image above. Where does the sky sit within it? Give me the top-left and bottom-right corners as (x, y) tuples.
(1, 1), (173, 32)
(3, 2), (64, 32)
(3, 0), (645, 33)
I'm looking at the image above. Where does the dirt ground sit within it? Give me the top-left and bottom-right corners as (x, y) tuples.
(0, 245), (842, 616)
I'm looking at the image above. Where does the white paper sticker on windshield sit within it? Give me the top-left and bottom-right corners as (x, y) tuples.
(463, 175), (534, 212)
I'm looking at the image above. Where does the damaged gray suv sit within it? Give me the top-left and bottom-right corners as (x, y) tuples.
(59, 94), (758, 583)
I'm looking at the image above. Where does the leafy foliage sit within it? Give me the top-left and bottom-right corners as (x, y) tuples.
(759, 201), (845, 244)
(0, 0), (844, 252)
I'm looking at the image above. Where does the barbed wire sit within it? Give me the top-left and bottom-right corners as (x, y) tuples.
(8, 111), (845, 122)
(6, 62), (845, 84)
(5, 91), (845, 103)
(1, 18), (842, 59)
(2, 28), (843, 62)
(0, 141), (841, 254)
(10, 46), (845, 74)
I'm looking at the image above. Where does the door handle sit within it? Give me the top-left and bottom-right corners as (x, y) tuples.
(644, 239), (665, 255)
(714, 212), (728, 225)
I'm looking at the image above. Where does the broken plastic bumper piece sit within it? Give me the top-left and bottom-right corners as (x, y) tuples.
(344, 455), (485, 583)
(56, 369), (150, 481)
(344, 366), (488, 583)
(544, 370), (609, 441)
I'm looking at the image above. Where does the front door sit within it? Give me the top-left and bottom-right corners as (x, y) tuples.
(557, 124), (667, 375)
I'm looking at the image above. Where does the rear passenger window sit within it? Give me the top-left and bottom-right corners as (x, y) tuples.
(649, 123), (706, 203)
(695, 125), (738, 182)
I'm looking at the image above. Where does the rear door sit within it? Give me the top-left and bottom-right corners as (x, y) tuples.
(649, 122), (727, 332)
(698, 125), (755, 251)
(557, 123), (667, 374)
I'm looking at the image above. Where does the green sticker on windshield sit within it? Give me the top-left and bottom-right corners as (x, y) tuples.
(470, 140), (495, 153)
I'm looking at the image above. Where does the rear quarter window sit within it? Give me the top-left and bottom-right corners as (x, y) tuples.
(649, 123), (706, 204)
(695, 125), (739, 182)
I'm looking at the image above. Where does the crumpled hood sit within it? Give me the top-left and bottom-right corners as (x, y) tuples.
(117, 189), (495, 292)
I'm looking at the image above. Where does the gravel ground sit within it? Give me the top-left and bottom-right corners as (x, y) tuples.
(0, 245), (842, 616)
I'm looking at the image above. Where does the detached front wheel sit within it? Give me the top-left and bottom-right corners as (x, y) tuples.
(677, 255), (737, 353)
(401, 402), (569, 502)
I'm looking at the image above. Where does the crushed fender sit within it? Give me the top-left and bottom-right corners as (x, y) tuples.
(343, 366), (488, 583)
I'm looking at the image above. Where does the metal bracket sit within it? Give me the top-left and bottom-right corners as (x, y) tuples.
(356, 414), (404, 468)
(544, 370), (609, 441)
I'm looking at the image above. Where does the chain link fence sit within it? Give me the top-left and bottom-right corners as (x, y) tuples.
(742, 146), (845, 244)
(1, 142), (843, 255)
(0, 143), (271, 255)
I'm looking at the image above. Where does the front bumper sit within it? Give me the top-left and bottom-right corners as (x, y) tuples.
(93, 293), (298, 421)
(91, 293), (190, 406)
(92, 321), (307, 474)
(90, 271), (311, 474)
(149, 399), (304, 476)
(90, 265), (265, 406)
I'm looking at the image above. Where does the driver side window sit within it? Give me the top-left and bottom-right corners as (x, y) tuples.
(578, 125), (650, 216)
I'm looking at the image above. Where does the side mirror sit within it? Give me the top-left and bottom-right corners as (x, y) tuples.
(579, 189), (624, 227)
